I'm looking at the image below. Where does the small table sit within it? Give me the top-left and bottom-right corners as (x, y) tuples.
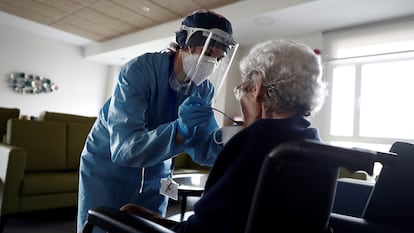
(172, 173), (209, 221)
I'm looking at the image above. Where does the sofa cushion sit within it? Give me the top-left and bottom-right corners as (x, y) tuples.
(66, 123), (92, 170)
(38, 111), (96, 170)
(6, 119), (66, 171)
(173, 153), (191, 168)
(173, 153), (210, 175)
(39, 111), (96, 125)
(21, 171), (79, 195)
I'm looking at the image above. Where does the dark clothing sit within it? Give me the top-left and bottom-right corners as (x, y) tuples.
(173, 116), (321, 233)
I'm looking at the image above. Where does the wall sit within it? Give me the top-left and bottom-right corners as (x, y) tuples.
(0, 23), (111, 118)
(0, 21), (328, 134)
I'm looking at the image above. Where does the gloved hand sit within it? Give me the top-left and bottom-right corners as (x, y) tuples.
(177, 96), (214, 139)
(196, 110), (219, 135)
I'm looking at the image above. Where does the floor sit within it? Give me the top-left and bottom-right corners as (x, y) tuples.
(2, 197), (199, 233)
(2, 207), (77, 233)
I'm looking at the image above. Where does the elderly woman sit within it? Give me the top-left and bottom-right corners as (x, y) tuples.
(119, 39), (327, 233)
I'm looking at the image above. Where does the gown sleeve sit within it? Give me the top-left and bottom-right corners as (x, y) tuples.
(107, 53), (221, 168)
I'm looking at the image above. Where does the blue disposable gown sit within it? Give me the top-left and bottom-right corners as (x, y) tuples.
(77, 51), (222, 232)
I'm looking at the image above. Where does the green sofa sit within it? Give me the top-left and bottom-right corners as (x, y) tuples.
(0, 107), (20, 142)
(0, 111), (96, 230)
(173, 153), (211, 175)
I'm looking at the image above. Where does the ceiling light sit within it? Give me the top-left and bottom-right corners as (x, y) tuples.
(142, 6), (150, 12)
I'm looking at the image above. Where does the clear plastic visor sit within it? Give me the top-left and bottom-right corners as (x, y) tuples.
(174, 28), (239, 96)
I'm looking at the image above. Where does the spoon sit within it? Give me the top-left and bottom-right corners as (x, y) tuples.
(210, 107), (243, 126)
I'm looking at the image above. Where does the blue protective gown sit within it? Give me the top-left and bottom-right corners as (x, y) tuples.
(77, 51), (222, 232)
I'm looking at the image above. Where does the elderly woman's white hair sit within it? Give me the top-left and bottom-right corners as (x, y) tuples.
(238, 39), (327, 116)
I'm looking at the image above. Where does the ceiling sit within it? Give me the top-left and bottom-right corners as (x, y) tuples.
(1, 0), (414, 65)
(0, 0), (239, 42)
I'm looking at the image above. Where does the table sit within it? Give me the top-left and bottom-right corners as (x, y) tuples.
(172, 173), (209, 221)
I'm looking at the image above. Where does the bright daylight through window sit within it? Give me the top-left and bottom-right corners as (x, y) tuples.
(323, 18), (414, 177)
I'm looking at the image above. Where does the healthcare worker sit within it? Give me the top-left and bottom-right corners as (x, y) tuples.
(77, 10), (238, 233)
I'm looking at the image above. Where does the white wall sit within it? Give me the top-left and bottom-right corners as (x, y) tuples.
(0, 23), (111, 118)
(0, 20), (328, 132)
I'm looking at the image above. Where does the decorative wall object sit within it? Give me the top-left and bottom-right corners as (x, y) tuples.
(8, 72), (58, 94)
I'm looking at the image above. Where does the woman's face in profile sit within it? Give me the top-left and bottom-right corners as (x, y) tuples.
(239, 81), (262, 126)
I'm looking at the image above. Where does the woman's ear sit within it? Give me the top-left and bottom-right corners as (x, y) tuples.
(252, 79), (263, 101)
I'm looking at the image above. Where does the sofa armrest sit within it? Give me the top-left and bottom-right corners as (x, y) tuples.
(0, 143), (26, 215)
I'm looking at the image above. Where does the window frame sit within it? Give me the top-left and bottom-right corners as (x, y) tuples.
(323, 49), (414, 151)
(321, 19), (414, 151)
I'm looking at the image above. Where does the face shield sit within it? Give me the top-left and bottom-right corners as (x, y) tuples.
(170, 25), (239, 96)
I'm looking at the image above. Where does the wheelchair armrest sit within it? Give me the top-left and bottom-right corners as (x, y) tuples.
(329, 213), (412, 233)
(82, 207), (175, 233)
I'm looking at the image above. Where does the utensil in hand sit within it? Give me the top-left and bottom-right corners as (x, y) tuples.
(210, 107), (243, 126)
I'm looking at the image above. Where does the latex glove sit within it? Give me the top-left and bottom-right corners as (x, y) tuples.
(196, 109), (219, 135)
(177, 96), (213, 139)
(192, 84), (213, 104)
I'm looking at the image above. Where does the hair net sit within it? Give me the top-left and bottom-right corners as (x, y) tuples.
(176, 10), (233, 48)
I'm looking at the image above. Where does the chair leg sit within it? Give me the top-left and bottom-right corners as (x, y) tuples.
(180, 195), (187, 222)
(82, 221), (94, 233)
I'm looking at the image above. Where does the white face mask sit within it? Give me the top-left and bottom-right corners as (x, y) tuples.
(182, 53), (218, 85)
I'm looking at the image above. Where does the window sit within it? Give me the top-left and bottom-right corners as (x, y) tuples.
(323, 18), (414, 155)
